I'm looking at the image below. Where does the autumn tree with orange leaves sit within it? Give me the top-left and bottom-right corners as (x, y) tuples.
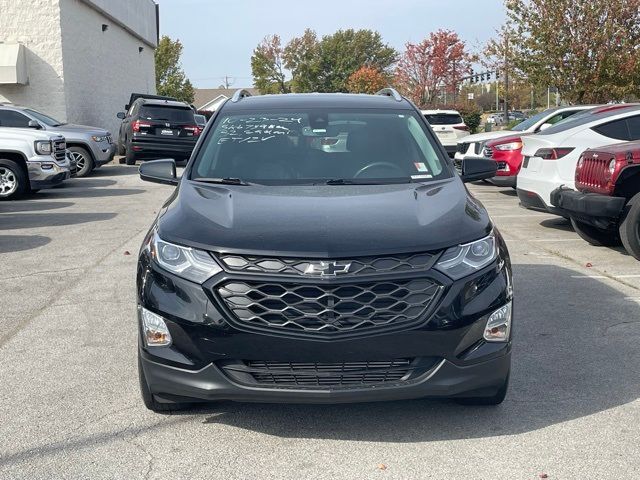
(346, 66), (389, 94)
(394, 30), (472, 108)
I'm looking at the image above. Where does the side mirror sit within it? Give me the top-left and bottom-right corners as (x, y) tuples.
(460, 157), (497, 183)
(116, 112), (126, 119)
(139, 159), (179, 186)
(28, 120), (42, 129)
(539, 122), (552, 131)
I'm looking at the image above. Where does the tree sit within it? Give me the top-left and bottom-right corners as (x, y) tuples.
(346, 66), (389, 94)
(394, 30), (472, 107)
(504, 0), (640, 103)
(283, 29), (319, 93)
(313, 29), (397, 92)
(155, 36), (195, 103)
(251, 34), (290, 94)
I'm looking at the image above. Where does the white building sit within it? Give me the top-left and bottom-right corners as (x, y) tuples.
(0, 0), (158, 135)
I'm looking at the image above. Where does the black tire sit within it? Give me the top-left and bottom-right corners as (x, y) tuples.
(117, 140), (125, 156)
(620, 193), (640, 260)
(138, 353), (191, 413)
(0, 159), (28, 200)
(125, 145), (136, 165)
(456, 374), (510, 406)
(118, 156), (126, 164)
(571, 218), (621, 246)
(68, 146), (94, 178)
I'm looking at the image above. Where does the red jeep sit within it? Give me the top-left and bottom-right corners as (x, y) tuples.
(550, 140), (640, 259)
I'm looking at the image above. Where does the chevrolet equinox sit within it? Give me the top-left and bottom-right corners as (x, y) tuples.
(136, 88), (512, 412)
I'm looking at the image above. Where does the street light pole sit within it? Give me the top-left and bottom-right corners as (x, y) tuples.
(503, 35), (509, 121)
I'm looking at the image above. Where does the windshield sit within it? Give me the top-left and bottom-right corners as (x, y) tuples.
(191, 109), (451, 185)
(25, 108), (64, 127)
(139, 105), (195, 123)
(510, 109), (553, 131)
(423, 113), (463, 125)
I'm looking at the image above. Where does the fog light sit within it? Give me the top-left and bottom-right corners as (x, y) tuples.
(140, 307), (172, 347)
(483, 302), (512, 342)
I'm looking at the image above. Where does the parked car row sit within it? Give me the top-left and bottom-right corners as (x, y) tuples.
(455, 103), (640, 260)
(0, 94), (205, 200)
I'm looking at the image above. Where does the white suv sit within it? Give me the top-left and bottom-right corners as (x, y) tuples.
(422, 109), (469, 157)
(517, 104), (640, 213)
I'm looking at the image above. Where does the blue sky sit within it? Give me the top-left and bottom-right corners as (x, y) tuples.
(157, 0), (506, 88)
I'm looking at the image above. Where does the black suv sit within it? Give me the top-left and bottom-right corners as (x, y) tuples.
(117, 98), (200, 165)
(136, 89), (512, 412)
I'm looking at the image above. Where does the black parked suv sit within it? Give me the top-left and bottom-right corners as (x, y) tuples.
(117, 98), (200, 165)
(136, 88), (512, 412)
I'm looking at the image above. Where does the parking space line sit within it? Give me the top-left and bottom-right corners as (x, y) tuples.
(532, 238), (584, 242)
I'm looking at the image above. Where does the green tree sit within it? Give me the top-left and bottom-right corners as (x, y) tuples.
(313, 29), (397, 92)
(283, 29), (319, 93)
(251, 34), (290, 94)
(503, 0), (640, 103)
(155, 35), (195, 103)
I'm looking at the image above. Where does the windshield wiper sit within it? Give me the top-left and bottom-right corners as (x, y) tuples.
(192, 177), (254, 186)
(323, 178), (407, 185)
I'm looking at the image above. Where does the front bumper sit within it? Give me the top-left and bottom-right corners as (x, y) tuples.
(93, 142), (116, 167)
(136, 234), (513, 404)
(140, 347), (511, 404)
(27, 159), (70, 189)
(550, 187), (626, 229)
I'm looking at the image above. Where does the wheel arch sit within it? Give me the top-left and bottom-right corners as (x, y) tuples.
(0, 150), (29, 179)
(614, 165), (640, 201)
(66, 141), (96, 163)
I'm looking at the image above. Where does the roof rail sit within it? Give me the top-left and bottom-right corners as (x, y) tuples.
(231, 89), (253, 103)
(375, 87), (402, 102)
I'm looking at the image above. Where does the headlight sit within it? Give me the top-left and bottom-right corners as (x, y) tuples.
(34, 140), (52, 155)
(493, 141), (522, 151)
(483, 302), (512, 342)
(149, 230), (222, 283)
(92, 135), (108, 142)
(435, 232), (497, 279)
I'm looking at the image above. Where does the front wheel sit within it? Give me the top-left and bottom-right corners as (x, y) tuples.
(571, 218), (621, 246)
(620, 193), (640, 260)
(68, 146), (94, 177)
(125, 146), (136, 166)
(0, 159), (27, 200)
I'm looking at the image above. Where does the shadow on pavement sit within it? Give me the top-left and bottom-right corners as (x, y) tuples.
(175, 264), (640, 442)
(90, 164), (139, 177)
(0, 212), (117, 230)
(0, 201), (74, 213)
(0, 234), (51, 253)
(62, 178), (118, 189)
(498, 188), (517, 196)
(540, 217), (572, 232)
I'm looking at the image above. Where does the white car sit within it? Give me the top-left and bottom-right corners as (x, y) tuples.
(517, 104), (640, 213)
(455, 106), (594, 160)
(422, 109), (469, 157)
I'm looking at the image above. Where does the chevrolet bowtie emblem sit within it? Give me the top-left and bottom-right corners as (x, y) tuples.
(303, 261), (352, 276)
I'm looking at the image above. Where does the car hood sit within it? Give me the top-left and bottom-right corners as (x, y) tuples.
(52, 124), (110, 135)
(458, 130), (515, 144)
(157, 179), (492, 257)
(0, 127), (63, 141)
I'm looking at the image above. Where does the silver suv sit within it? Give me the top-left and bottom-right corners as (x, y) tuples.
(0, 104), (116, 177)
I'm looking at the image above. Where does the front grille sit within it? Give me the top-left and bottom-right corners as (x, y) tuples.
(456, 142), (468, 154)
(216, 278), (441, 336)
(217, 252), (436, 277)
(496, 161), (507, 171)
(576, 155), (610, 193)
(52, 139), (66, 162)
(483, 146), (494, 158)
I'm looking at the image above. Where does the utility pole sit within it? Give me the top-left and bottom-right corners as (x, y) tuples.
(222, 76), (234, 89)
(503, 35), (509, 120)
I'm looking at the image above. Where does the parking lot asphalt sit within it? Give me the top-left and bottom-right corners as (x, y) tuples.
(1, 164), (639, 480)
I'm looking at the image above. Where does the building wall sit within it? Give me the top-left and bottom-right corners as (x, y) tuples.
(0, 0), (67, 121)
(59, 0), (156, 135)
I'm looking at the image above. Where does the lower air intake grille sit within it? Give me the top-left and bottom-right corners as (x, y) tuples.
(230, 359), (414, 388)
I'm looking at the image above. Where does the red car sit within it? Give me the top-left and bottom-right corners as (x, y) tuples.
(551, 140), (640, 259)
(483, 134), (526, 188)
